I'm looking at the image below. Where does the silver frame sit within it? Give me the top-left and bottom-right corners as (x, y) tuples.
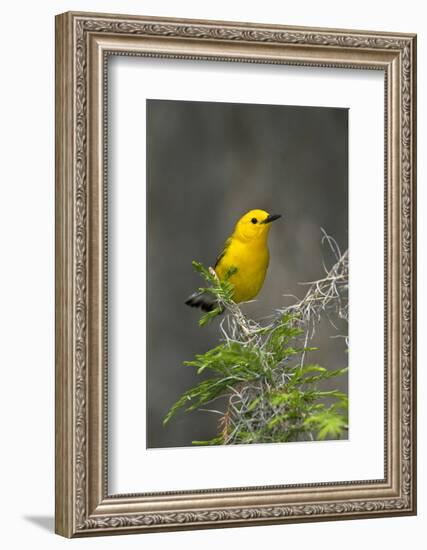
(55, 11), (417, 537)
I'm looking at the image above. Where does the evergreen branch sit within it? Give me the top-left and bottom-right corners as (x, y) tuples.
(164, 231), (349, 445)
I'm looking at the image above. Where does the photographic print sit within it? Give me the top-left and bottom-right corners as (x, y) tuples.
(56, 12), (416, 536)
(147, 99), (349, 448)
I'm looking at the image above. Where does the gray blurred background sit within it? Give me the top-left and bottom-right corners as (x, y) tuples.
(147, 99), (348, 448)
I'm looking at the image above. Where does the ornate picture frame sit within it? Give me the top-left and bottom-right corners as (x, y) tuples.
(55, 11), (417, 537)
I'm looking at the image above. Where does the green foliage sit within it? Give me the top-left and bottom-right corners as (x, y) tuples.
(191, 261), (237, 326)
(164, 261), (348, 445)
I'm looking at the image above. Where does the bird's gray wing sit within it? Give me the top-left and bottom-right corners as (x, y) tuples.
(214, 236), (232, 269)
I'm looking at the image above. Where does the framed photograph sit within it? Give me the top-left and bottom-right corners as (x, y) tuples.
(55, 11), (417, 537)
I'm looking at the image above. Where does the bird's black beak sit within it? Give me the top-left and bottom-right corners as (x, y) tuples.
(262, 214), (282, 224)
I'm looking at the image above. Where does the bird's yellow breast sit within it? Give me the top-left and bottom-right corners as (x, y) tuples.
(215, 237), (270, 303)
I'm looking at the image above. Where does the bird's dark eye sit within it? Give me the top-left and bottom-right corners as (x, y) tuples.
(251, 218), (258, 224)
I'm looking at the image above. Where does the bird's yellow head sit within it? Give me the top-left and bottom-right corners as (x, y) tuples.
(233, 209), (281, 242)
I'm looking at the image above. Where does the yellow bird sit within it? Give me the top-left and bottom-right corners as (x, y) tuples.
(185, 209), (281, 312)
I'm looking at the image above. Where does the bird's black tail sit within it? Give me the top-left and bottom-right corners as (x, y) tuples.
(185, 291), (220, 312)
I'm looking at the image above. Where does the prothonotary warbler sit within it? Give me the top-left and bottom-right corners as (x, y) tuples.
(185, 209), (281, 312)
